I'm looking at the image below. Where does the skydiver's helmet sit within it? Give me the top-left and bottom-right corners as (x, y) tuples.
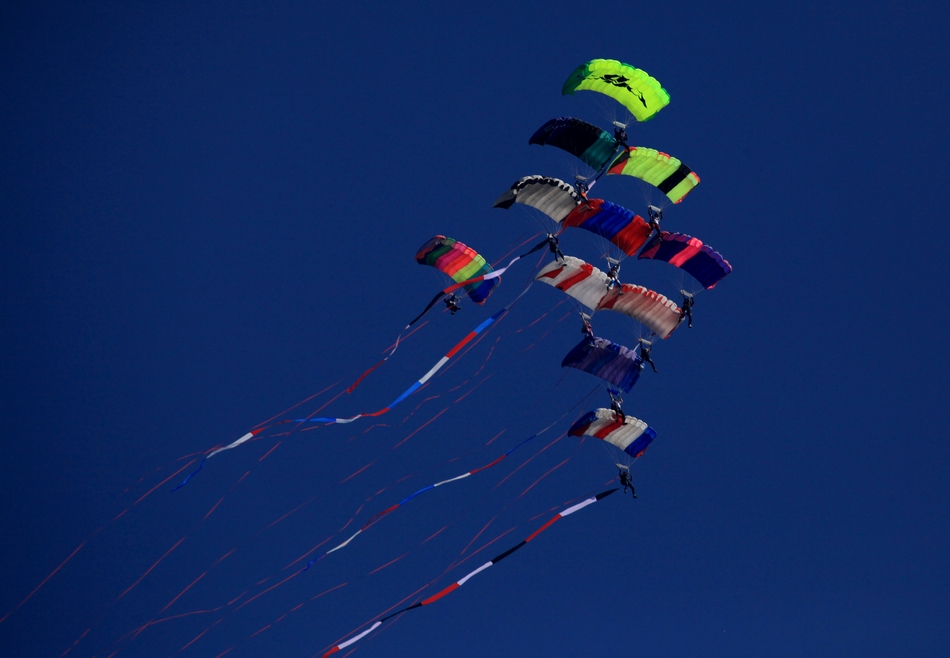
(647, 205), (663, 221)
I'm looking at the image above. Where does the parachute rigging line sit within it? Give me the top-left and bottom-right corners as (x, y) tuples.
(321, 488), (618, 656)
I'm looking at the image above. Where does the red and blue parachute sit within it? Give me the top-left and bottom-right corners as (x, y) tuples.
(568, 409), (656, 459)
(561, 198), (653, 256)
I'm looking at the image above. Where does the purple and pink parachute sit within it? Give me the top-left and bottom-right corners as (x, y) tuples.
(638, 231), (732, 290)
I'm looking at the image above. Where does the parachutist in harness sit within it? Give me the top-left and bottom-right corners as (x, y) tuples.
(679, 290), (694, 328)
(608, 389), (625, 423)
(618, 468), (637, 498)
(639, 338), (657, 373)
(605, 258), (621, 291)
(444, 293), (462, 315)
(581, 313), (595, 346)
(612, 121), (628, 148)
(546, 232), (565, 261)
(647, 204), (663, 238)
(574, 176), (591, 206)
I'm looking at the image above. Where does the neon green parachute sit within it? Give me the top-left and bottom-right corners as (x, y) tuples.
(607, 147), (700, 204)
(562, 59), (670, 122)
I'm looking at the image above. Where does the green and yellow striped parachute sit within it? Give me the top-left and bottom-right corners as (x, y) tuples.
(607, 146), (700, 204)
(562, 59), (670, 122)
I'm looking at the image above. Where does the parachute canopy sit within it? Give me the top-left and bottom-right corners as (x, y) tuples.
(529, 117), (619, 171)
(568, 409), (656, 458)
(536, 257), (682, 338)
(607, 147), (700, 204)
(638, 232), (732, 290)
(415, 236), (499, 304)
(561, 199), (653, 256)
(535, 256), (611, 311)
(562, 59), (670, 122)
(599, 283), (682, 339)
(561, 337), (642, 393)
(493, 175), (580, 223)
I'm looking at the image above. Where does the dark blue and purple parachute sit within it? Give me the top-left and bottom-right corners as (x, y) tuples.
(561, 337), (642, 393)
(637, 231), (733, 289)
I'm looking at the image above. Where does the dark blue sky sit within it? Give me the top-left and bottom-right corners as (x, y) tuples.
(2, 2), (949, 656)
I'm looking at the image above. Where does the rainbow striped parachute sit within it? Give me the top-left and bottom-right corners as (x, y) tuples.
(415, 236), (499, 304)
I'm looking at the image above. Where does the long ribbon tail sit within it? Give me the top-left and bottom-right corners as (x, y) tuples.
(321, 487), (618, 657)
(172, 427), (266, 491)
(296, 282), (534, 426)
(406, 237), (549, 328)
(172, 458), (205, 492)
(302, 434), (538, 571)
(346, 334), (403, 394)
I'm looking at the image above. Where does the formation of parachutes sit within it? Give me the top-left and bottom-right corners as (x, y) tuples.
(314, 58), (734, 654)
(11, 59), (734, 657)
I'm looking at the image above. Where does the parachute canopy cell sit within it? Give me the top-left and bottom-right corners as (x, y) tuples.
(638, 232), (732, 290)
(568, 409), (656, 458)
(493, 175), (580, 223)
(607, 147), (700, 204)
(561, 199), (653, 256)
(561, 337), (642, 393)
(562, 59), (670, 122)
(415, 236), (499, 304)
(529, 117), (619, 171)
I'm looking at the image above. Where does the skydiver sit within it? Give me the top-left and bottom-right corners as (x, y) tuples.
(580, 313), (595, 346)
(574, 176), (591, 206)
(647, 204), (663, 238)
(679, 290), (694, 328)
(612, 121), (628, 148)
(546, 232), (565, 261)
(608, 389), (625, 423)
(605, 258), (621, 291)
(444, 293), (462, 315)
(618, 468), (637, 498)
(638, 338), (658, 373)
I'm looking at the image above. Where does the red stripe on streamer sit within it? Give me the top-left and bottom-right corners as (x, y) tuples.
(420, 582), (460, 605)
(525, 516), (561, 542)
(445, 331), (479, 358)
